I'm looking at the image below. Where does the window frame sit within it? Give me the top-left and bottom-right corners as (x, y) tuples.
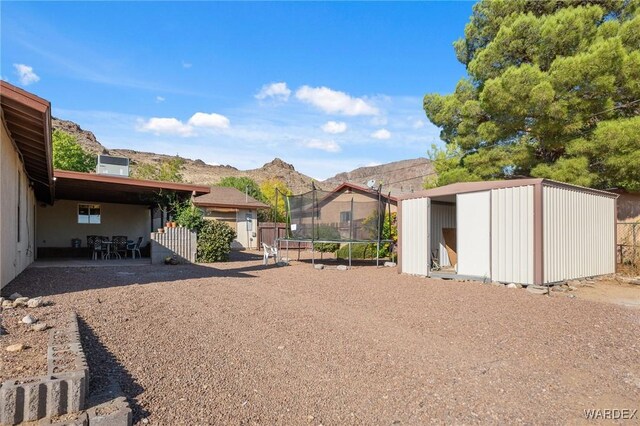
(78, 203), (101, 224)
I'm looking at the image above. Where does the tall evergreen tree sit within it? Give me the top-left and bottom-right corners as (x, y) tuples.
(424, 0), (640, 191)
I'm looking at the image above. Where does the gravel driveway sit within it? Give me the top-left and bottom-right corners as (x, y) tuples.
(4, 252), (640, 425)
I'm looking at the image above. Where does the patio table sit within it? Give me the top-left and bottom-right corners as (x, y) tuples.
(102, 241), (120, 260)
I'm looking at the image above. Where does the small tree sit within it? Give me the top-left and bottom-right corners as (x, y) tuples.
(197, 220), (237, 262)
(52, 129), (96, 172)
(260, 178), (292, 222)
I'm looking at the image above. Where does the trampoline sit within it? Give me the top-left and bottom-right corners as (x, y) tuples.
(274, 184), (393, 267)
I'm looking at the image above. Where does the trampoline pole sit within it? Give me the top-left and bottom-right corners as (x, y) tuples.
(377, 185), (381, 267)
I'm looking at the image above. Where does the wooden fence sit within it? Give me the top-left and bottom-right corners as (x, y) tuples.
(151, 226), (197, 264)
(258, 222), (311, 249)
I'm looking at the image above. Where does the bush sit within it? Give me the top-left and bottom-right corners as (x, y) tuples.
(336, 243), (377, 259)
(313, 225), (340, 257)
(197, 219), (237, 262)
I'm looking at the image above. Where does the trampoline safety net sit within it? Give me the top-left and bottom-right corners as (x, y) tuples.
(281, 187), (389, 242)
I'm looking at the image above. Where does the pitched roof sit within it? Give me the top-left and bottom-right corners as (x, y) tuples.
(193, 186), (270, 209)
(330, 182), (398, 203)
(1, 81), (54, 203)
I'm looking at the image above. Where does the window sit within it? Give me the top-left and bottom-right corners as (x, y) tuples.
(340, 211), (351, 223)
(78, 204), (101, 224)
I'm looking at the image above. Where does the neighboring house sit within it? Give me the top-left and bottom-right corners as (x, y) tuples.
(37, 170), (209, 257)
(1, 81), (54, 288)
(193, 187), (269, 250)
(610, 189), (640, 222)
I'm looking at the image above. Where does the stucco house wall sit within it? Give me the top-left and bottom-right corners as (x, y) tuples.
(37, 200), (150, 249)
(1, 119), (37, 288)
(202, 207), (258, 249)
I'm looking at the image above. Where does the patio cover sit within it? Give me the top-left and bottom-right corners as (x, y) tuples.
(53, 170), (210, 204)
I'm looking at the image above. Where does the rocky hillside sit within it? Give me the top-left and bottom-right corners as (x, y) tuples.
(322, 158), (434, 195)
(52, 118), (432, 195)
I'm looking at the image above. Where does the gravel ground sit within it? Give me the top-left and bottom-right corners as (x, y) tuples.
(3, 252), (640, 425)
(0, 301), (66, 382)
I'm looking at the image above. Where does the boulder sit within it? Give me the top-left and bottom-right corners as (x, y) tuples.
(491, 281), (505, 287)
(527, 285), (549, 295)
(2, 300), (13, 309)
(22, 314), (37, 324)
(8, 292), (22, 301)
(506, 283), (519, 289)
(13, 297), (29, 307)
(6, 343), (26, 352)
(337, 265), (348, 271)
(27, 297), (43, 308)
(313, 264), (324, 270)
(384, 261), (397, 267)
(31, 323), (49, 332)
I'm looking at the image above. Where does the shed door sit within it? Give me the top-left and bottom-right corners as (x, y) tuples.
(400, 198), (430, 275)
(456, 191), (491, 278)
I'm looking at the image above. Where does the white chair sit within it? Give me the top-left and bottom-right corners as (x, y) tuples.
(262, 243), (278, 265)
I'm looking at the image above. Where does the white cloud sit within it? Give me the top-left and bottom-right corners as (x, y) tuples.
(155, 96), (165, 103)
(13, 64), (40, 85)
(412, 119), (425, 129)
(295, 85), (379, 116)
(182, 61), (192, 69)
(321, 120), (347, 134)
(302, 139), (341, 153)
(371, 129), (391, 140)
(137, 117), (193, 137)
(255, 82), (291, 101)
(188, 112), (230, 129)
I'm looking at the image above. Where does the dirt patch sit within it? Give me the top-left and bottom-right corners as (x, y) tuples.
(569, 278), (640, 309)
(0, 302), (67, 382)
(3, 252), (640, 424)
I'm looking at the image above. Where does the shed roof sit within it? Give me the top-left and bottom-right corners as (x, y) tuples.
(398, 178), (618, 201)
(54, 170), (210, 205)
(193, 186), (270, 209)
(1, 81), (54, 203)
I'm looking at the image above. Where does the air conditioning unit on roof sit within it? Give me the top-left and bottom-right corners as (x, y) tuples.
(96, 155), (130, 176)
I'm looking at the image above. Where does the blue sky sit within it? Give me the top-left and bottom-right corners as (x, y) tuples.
(2, 1), (473, 180)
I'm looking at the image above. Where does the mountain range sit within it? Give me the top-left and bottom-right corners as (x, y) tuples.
(52, 118), (433, 195)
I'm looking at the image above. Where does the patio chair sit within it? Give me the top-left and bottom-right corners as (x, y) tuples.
(262, 242), (278, 265)
(92, 236), (105, 260)
(87, 235), (98, 259)
(112, 235), (128, 259)
(127, 237), (143, 259)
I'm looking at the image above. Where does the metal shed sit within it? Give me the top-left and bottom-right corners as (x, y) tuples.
(398, 179), (617, 285)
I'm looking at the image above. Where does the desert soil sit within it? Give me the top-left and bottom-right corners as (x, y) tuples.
(2, 252), (640, 425)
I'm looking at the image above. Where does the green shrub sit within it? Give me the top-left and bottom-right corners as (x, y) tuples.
(197, 219), (237, 262)
(173, 201), (205, 232)
(336, 243), (377, 259)
(313, 224), (340, 256)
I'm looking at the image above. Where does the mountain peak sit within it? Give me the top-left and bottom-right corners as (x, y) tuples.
(263, 158), (295, 171)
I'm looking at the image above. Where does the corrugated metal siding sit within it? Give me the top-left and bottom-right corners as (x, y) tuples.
(400, 198), (430, 275)
(491, 186), (534, 285)
(543, 186), (616, 283)
(457, 191), (491, 278)
(430, 204), (456, 267)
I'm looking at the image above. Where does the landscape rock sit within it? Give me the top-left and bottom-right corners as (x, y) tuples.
(0, 297), (4, 305)
(384, 261), (397, 267)
(314, 264), (325, 270)
(27, 297), (43, 308)
(22, 314), (37, 324)
(337, 265), (348, 271)
(8, 292), (22, 301)
(527, 285), (549, 295)
(491, 281), (505, 287)
(551, 285), (568, 293)
(276, 261), (289, 267)
(2, 299), (13, 308)
(31, 323), (49, 332)
(6, 343), (26, 352)
(506, 283), (519, 289)
(13, 297), (30, 307)
(567, 280), (581, 287)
